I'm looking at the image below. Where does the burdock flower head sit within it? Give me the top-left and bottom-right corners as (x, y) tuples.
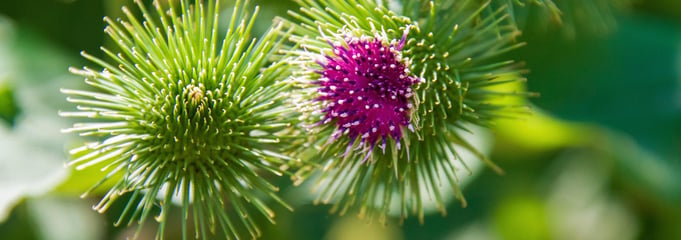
(283, 0), (529, 223)
(60, 0), (298, 239)
(315, 31), (421, 160)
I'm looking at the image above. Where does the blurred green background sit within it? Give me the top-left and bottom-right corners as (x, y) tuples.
(1, 0), (680, 239)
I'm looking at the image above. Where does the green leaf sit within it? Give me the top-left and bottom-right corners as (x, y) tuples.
(517, 13), (681, 200)
(0, 15), (76, 223)
(0, 82), (20, 126)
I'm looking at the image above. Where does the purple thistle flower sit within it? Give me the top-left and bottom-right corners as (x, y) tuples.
(315, 36), (420, 157)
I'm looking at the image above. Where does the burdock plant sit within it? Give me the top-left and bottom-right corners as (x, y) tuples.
(283, 0), (528, 223)
(60, 0), (299, 239)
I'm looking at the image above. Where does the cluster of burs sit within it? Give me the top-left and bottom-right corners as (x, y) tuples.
(60, 0), (626, 239)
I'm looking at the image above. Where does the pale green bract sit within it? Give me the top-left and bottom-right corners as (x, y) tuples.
(60, 0), (300, 239)
(282, 0), (529, 224)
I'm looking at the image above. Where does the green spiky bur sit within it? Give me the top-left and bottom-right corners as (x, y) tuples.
(282, 0), (530, 223)
(60, 0), (300, 239)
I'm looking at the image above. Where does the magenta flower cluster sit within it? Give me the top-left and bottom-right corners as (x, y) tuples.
(315, 36), (420, 155)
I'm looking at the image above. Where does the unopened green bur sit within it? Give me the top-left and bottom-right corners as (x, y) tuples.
(281, 0), (530, 223)
(60, 0), (300, 239)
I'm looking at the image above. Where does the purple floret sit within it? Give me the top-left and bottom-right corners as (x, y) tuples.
(316, 36), (420, 155)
